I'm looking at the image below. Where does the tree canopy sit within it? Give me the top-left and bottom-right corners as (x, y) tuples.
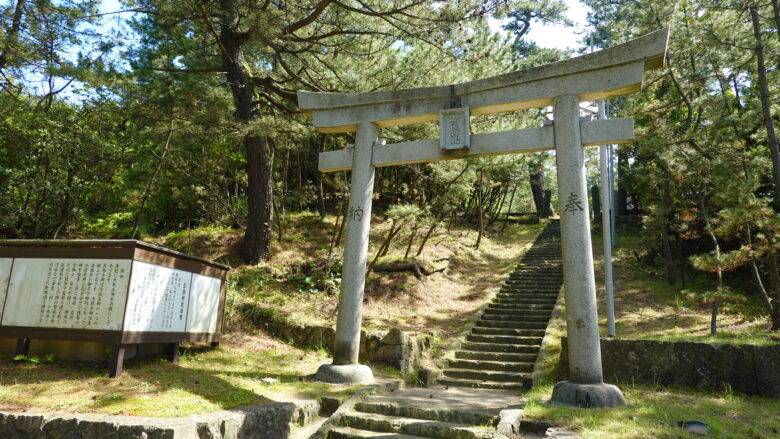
(1, 0), (779, 329)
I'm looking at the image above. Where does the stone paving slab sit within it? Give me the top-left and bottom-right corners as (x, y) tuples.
(370, 388), (522, 413)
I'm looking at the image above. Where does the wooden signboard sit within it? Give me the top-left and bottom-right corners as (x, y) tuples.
(0, 240), (229, 377)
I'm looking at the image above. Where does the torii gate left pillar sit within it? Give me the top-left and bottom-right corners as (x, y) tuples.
(298, 29), (669, 406)
(312, 122), (378, 384)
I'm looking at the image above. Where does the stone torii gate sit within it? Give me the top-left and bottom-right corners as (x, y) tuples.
(297, 29), (669, 408)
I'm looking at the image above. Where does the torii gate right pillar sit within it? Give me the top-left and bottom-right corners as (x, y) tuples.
(550, 94), (625, 407)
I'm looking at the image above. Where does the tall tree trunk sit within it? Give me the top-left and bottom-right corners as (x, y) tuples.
(617, 149), (628, 215)
(416, 223), (436, 257)
(500, 184), (517, 233)
(0, 0), (26, 71)
(751, 7), (780, 212)
(700, 197), (722, 336)
(660, 177), (677, 285)
(404, 226), (417, 260)
(298, 149), (304, 211)
(765, 233), (780, 331)
(311, 138), (326, 219)
(591, 185), (601, 219)
(543, 190), (553, 216)
(281, 149), (289, 217)
(219, 0), (273, 264)
(530, 169), (550, 218)
(243, 135), (274, 263)
(475, 170), (484, 249)
(132, 117), (175, 238)
(488, 187), (508, 227)
(772, 0), (780, 43)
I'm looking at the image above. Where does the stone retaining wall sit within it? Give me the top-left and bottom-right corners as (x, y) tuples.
(259, 317), (432, 372)
(558, 338), (780, 397)
(0, 400), (319, 439)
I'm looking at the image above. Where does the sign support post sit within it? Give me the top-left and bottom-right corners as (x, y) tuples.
(599, 100), (617, 337)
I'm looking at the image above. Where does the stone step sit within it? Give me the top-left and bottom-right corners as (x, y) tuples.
(497, 291), (559, 297)
(447, 359), (535, 373)
(504, 283), (562, 290)
(353, 401), (497, 426)
(504, 281), (562, 288)
(476, 318), (549, 328)
(471, 327), (546, 337)
(494, 295), (558, 303)
(513, 261), (563, 276)
(437, 377), (525, 391)
(511, 267), (562, 272)
(329, 426), (427, 439)
(442, 368), (530, 384)
(518, 258), (562, 262)
(498, 291), (559, 297)
(338, 411), (492, 439)
(509, 269), (562, 274)
(460, 342), (539, 354)
(454, 350), (538, 363)
(501, 282), (563, 294)
(501, 285), (561, 291)
(507, 276), (562, 282)
(503, 286), (561, 293)
(482, 308), (552, 316)
(480, 314), (551, 323)
(493, 297), (557, 305)
(493, 298), (557, 306)
(501, 284), (560, 289)
(466, 334), (543, 345)
(487, 303), (554, 311)
(505, 281), (562, 287)
(519, 254), (561, 258)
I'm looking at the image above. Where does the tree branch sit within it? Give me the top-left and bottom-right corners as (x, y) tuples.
(147, 67), (227, 74)
(283, 0), (334, 34)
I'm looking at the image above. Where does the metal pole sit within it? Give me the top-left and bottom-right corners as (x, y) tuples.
(609, 145), (617, 246)
(598, 100), (616, 338)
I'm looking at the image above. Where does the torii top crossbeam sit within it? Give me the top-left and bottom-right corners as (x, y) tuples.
(298, 28), (669, 134)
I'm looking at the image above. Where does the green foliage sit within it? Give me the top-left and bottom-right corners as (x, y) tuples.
(682, 286), (746, 307)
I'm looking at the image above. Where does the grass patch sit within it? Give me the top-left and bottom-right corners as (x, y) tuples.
(525, 308), (780, 439)
(0, 333), (360, 417)
(523, 383), (780, 439)
(591, 231), (778, 345)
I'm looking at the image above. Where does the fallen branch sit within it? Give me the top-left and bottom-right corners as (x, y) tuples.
(371, 258), (450, 279)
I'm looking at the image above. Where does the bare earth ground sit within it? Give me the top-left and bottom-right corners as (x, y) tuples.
(160, 213), (547, 337)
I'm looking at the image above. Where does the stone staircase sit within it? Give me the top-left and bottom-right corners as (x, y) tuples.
(437, 220), (563, 391)
(327, 388), (518, 439)
(321, 221), (563, 439)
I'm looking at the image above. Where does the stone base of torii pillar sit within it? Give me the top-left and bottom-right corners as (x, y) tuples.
(549, 95), (625, 408)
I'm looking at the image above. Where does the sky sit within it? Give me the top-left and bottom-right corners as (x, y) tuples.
(526, 0), (590, 51)
(488, 0), (590, 51)
(97, 0), (590, 51)
(41, 0), (589, 100)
